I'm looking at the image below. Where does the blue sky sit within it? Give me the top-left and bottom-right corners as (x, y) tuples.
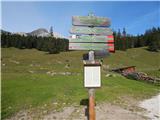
(1, 1), (160, 37)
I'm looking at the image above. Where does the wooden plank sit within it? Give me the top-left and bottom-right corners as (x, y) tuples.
(70, 26), (113, 35)
(72, 16), (110, 27)
(69, 43), (114, 50)
(69, 35), (114, 43)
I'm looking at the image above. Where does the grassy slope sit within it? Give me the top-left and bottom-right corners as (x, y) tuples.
(1, 47), (160, 119)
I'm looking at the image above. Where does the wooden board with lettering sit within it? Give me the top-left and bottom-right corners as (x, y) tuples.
(72, 16), (110, 27)
(69, 35), (114, 43)
(70, 26), (113, 35)
(69, 43), (114, 51)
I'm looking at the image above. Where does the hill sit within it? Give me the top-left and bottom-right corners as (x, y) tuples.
(1, 28), (66, 39)
(27, 28), (49, 37)
(1, 47), (160, 119)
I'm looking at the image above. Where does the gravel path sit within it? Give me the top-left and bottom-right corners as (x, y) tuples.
(6, 94), (160, 120)
(139, 94), (160, 120)
(6, 103), (147, 120)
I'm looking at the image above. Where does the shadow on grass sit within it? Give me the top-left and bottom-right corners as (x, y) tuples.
(80, 98), (89, 120)
(143, 47), (159, 52)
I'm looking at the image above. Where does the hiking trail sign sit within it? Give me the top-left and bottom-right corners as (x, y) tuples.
(69, 13), (114, 120)
(72, 16), (111, 27)
(69, 15), (114, 52)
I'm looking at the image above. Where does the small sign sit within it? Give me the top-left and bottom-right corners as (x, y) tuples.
(84, 64), (101, 87)
(70, 26), (113, 35)
(72, 16), (111, 27)
(69, 35), (114, 43)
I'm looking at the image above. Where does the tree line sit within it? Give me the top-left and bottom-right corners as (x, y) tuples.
(113, 27), (160, 52)
(1, 31), (69, 54)
(1, 27), (160, 53)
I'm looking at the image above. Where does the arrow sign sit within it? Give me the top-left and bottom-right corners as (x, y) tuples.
(69, 35), (114, 43)
(70, 26), (113, 35)
(72, 16), (111, 27)
(69, 43), (114, 51)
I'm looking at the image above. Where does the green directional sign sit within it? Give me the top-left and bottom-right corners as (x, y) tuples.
(70, 26), (113, 35)
(69, 43), (113, 50)
(69, 35), (114, 43)
(72, 16), (110, 27)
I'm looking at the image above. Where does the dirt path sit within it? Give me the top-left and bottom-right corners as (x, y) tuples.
(139, 94), (160, 120)
(43, 103), (146, 120)
(6, 94), (160, 120)
(6, 103), (147, 120)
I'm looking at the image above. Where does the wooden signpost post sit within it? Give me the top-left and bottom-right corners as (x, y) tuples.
(69, 13), (114, 120)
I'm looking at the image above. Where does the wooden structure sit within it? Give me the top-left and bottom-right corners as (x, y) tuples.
(112, 66), (136, 75)
(69, 13), (114, 120)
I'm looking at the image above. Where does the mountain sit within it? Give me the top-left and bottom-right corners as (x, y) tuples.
(15, 32), (28, 36)
(27, 28), (66, 39)
(1, 29), (11, 34)
(27, 28), (50, 37)
(2, 28), (67, 39)
(52, 31), (66, 39)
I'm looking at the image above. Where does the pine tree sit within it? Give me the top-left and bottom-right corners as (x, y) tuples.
(50, 26), (54, 37)
(122, 28), (126, 50)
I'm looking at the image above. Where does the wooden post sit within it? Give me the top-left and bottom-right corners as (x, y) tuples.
(88, 51), (95, 120)
(88, 88), (95, 120)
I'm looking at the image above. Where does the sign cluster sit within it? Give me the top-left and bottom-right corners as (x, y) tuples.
(69, 15), (115, 52)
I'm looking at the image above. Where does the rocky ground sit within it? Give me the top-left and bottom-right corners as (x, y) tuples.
(6, 100), (156, 120)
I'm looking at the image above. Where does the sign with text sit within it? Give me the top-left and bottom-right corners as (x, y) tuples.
(84, 64), (101, 87)
(69, 43), (114, 51)
(69, 15), (115, 52)
(72, 16), (110, 27)
(70, 26), (113, 35)
(69, 35), (114, 43)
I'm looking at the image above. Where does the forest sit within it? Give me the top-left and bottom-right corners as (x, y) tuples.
(114, 27), (160, 52)
(1, 27), (160, 53)
(1, 31), (69, 54)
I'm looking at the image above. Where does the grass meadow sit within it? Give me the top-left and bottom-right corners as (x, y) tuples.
(1, 47), (160, 119)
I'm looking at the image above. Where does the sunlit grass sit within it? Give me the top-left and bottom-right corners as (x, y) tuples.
(1, 47), (160, 119)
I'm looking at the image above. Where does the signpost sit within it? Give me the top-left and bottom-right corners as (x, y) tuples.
(69, 35), (114, 43)
(69, 43), (114, 51)
(70, 26), (113, 35)
(72, 16), (111, 27)
(69, 13), (115, 120)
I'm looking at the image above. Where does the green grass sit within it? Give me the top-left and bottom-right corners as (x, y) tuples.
(1, 47), (160, 119)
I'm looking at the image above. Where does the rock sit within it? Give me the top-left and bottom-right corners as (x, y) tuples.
(46, 71), (56, 76)
(53, 102), (58, 105)
(102, 65), (110, 70)
(105, 74), (112, 77)
(43, 110), (47, 114)
(65, 64), (70, 69)
(10, 59), (20, 64)
(57, 61), (62, 64)
(28, 71), (34, 73)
